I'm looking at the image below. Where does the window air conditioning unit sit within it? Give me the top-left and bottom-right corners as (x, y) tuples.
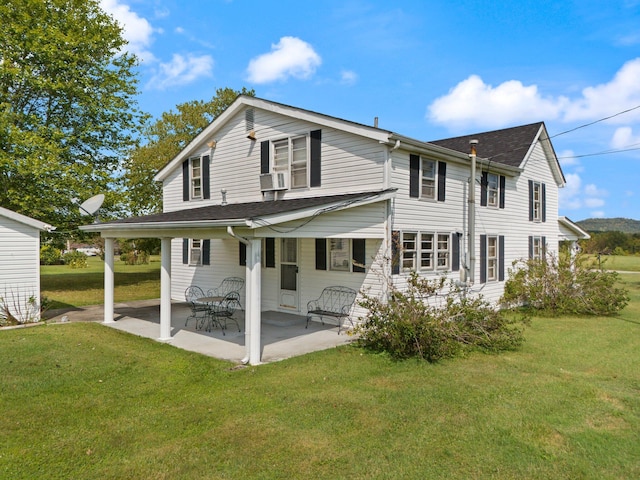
(260, 172), (287, 191)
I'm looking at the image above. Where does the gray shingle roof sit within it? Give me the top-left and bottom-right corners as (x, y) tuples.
(430, 122), (544, 168)
(105, 190), (392, 226)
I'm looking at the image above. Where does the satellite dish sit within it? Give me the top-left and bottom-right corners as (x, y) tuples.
(78, 194), (105, 221)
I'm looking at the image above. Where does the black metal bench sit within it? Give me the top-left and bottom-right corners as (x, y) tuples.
(306, 286), (357, 334)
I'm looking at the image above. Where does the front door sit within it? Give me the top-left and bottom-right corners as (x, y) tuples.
(279, 238), (298, 310)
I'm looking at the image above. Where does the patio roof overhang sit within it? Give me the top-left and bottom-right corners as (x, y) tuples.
(80, 189), (396, 238)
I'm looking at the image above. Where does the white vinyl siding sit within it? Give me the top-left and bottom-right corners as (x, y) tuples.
(0, 215), (42, 320)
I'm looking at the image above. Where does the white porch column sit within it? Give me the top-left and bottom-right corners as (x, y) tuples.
(248, 238), (262, 365)
(159, 237), (172, 341)
(103, 237), (115, 324)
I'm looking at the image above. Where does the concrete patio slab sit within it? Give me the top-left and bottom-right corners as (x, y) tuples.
(45, 299), (356, 364)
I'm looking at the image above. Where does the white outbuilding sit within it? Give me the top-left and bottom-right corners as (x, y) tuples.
(0, 207), (53, 324)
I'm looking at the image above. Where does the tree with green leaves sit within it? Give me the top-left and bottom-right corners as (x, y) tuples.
(123, 87), (255, 215)
(0, 0), (145, 236)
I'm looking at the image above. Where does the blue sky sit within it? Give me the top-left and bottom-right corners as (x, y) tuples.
(100, 0), (640, 221)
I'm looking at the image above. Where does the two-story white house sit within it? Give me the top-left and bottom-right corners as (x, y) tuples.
(83, 95), (582, 364)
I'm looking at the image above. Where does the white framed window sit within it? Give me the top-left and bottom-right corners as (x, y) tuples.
(190, 157), (202, 199)
(532, 236), (543, 260)
(420, 233), (434, 270)
(271, 134), (308, 189)
(329, 239), (350, 272)
(401, 232), (417, 271)
(421, 158), (437, 199)
(487, 173), (499, 207)
(401, 231), (451, 272)
(487, 236), (498, 281)
(437, 234), (450, 270)
(190, 239), (202, 266)
(532, 181), (542, 222)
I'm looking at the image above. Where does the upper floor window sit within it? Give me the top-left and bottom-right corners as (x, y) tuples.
(528, 180), (546, 222)
(183, 155), (209, 202)
(487, 173), (499, 207)
(190, 157), (202, 199)
(272, 135), (308, 189)
(421, 159), (437, 199)
(481, 172), (505, 208)
(410, 154), (446, 201)
(532, 181), (542, 221)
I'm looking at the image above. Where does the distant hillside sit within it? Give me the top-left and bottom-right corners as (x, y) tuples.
(577, 218), (640, 233)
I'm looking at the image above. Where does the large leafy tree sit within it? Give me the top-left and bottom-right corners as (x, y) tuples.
(0, 0), (144, 235)
(123, 87), (255, 215)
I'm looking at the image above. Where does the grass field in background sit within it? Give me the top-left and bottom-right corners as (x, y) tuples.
(2, 276), (639, 479)
(41, 256), (161, 310)
(595, 254), (640, 271)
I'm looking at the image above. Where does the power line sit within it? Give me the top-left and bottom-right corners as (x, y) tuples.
(549, 104), (640, 139)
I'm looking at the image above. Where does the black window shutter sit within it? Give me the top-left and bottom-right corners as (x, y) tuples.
(182, 238), (189, 264)
(480, 171), (488, 207)
(499, 175), (506, 209)
(202, 240), (210, 265)
(315, 238), (327, 270)
(265, 238), (275, 268)
(310, 129), (322, 187)
(541, 183), (546, 222)
(202, 155), (210, 200)
(391, 230), (400, 275)
(542, 236), (547, 259)
(480, 234), (487, 283)
(260, 140), (270, 174)
(239, 241), (246, 266)
(452, 233), (460, 272)
(409, 154), (420, 198)
(352, 239), (366, 273)
(528, 180), (534, 221)
(498, 236), (505, 281)
(437, 161), (447, 202)
(182, 160), (190, 201)
(529, 236), (533, 259)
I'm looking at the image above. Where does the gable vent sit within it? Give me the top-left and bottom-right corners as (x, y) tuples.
(245, 108), (254, 132)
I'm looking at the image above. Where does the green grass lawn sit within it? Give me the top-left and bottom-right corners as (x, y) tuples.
(594, 253), (640, 271)
(41, 256), (161, 310)
(2, 279), (639, 478)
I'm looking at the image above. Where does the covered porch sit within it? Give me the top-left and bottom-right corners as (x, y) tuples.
(80, 190), (394, 365)
(47, 300), (354, 363)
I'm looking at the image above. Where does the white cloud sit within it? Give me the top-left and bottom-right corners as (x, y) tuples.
(564, 58), (640, 123)
(246, 37), (321, 84)
(428, 57), (640, 130)
(99, 0), (156, 61)
(585, 197), (605, 208)
(557, 149), (581, 168)
(591, 210), (606, 218)
(147, 54), (214, 90)
(559, 172), (582, 210)
(428, 75), (568, 129)
(611, 126), (640, 148)
(584, 183), (608, 197)
(340, 70), (358, 85)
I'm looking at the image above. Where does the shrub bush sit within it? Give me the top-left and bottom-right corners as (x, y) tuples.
(40, 245), (62, 265)
(62, 250), (88, 269)
(120, 250), (150, 265)
(354, 274), (527, 362)
(501, 253), (629, 316)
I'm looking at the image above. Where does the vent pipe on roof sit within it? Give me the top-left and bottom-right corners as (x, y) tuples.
(374, 117), (378, 128)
